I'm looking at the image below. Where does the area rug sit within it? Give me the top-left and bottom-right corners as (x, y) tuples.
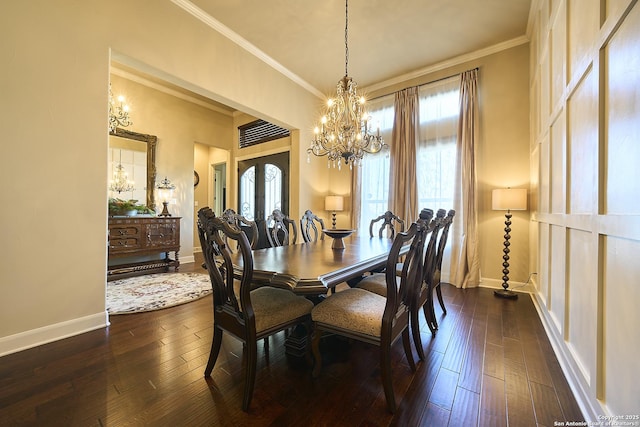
(107, 272), (212, 315)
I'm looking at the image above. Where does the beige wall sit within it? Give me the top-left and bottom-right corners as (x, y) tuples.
(369, 44), (532, 287)
(0, 0), (320, 353)
(529, 0), (640, 418)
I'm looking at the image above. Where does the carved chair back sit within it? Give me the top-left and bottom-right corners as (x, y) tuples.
(300, 209), (326, 243)
(265, 209), (298, 247)
(221, 208), (259, 250)
(369, 210), (405, 239)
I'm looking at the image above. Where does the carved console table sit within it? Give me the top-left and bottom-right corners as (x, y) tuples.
(108, 216), (181, 281)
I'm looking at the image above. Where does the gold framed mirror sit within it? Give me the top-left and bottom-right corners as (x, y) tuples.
(108, 128), (157, 209)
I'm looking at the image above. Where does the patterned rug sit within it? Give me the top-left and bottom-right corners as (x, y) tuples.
(107, 272), (212, 315)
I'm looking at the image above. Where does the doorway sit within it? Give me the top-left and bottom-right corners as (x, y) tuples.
(238, 152), (289, 247)
(213, 162), (226, 215)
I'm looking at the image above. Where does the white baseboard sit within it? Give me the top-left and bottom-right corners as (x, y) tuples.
(530, 291), (603, 421)
(0, 312), (109, 357)
(181, 254), (195, 264)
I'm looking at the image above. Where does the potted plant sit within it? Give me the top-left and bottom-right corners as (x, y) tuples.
(109, 198), (155, 216)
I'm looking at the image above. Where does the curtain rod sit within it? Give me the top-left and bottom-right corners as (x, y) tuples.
(369, 67), (479, 101)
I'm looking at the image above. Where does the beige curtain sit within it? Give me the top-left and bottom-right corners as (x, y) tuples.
(450, 69), (480, 288)
(388, 87), (419, 223)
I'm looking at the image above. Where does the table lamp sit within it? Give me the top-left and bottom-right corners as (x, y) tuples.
(157, 177), (176, 217)
(324, 195), (344, 229)
(492, 188), (527, 299)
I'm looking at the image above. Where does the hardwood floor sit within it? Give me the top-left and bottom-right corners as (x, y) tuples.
(0, 261), (584, 426)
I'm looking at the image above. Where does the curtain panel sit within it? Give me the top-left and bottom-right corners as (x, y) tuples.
(450, 68), (481, 288)
(388, 87), (419, 223)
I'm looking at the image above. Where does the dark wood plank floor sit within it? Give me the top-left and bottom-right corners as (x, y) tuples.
(0, 261), (584, 426)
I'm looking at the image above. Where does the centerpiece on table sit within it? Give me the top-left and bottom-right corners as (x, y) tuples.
(322, 228), (356, 250)
(108, 198), (155, 217)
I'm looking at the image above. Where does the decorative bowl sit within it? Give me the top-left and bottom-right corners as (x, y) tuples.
(322, 229), (356, 250)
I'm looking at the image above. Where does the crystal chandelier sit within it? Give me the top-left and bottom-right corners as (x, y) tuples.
(108, 83), (133, 133)
(308, 0), (387, 170)
(109, 150), (135, 194)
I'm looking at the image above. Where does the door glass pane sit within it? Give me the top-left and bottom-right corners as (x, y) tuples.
(240, 166), (256, 220)
(264, 163), (282, 220)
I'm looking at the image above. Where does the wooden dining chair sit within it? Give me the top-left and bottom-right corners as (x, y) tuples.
(427, 209), (456, 330)
(221, 208), (259, 249)
(411, 209), (446, 357)
(197, 207), (313, 411)
(310, 220), (428, 413)
(299, 209), (326, 243)
(349, 211), (404, 284)
(369, 210), (405, 239)
(356, 209), (431, 296)
(264, 209), (298, 247)
(356, 208), (439, 360)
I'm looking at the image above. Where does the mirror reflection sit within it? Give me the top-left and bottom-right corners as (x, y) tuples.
(108, 128), (157, 209)
(108, 136), (147, 203)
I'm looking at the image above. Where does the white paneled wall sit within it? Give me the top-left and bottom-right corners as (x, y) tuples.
(529, 0), (640, 419)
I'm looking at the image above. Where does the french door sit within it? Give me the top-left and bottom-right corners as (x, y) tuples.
(238, 152), (289, 222)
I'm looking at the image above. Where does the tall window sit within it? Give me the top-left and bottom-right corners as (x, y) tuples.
(416, 77), (460, 210)
(358, 76), (460, 229)
(358, 94), (394, 232)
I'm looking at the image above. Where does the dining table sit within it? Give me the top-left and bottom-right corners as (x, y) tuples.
(233, 234), (400, 296)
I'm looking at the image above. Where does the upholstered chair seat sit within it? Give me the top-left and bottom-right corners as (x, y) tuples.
(311, 288), (386, 337)
(251, 286), (313, 333)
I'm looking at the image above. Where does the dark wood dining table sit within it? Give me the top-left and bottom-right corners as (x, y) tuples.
(235, 235), (398, 296)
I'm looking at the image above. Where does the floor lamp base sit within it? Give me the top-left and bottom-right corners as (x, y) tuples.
(494, 289), (519, 299)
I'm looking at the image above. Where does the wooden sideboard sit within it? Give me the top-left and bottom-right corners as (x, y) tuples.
(108, 216), (181, 281)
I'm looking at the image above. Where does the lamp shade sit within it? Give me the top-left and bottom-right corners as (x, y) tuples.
(492, 188), (527, 211)
(325, 195), (344, 211)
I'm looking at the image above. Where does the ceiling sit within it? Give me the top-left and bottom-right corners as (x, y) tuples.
(184, 0), (533, 96)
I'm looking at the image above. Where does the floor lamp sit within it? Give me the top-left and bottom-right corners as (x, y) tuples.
(492, 188), (528, 299)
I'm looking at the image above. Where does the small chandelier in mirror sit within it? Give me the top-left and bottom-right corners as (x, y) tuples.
(307, 0), (387, 170)
(108, 83), (133, 133)
(109, 150), (135, 194)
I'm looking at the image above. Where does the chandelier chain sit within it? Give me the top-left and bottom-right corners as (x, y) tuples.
(344, 0), (349, 77)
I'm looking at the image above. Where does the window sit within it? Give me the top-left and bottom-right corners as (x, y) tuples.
(238, 120), (290, 148)
(358, 94), (394, 232)
(416, 77), (460, 210)
(358, 76), (460, 229)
